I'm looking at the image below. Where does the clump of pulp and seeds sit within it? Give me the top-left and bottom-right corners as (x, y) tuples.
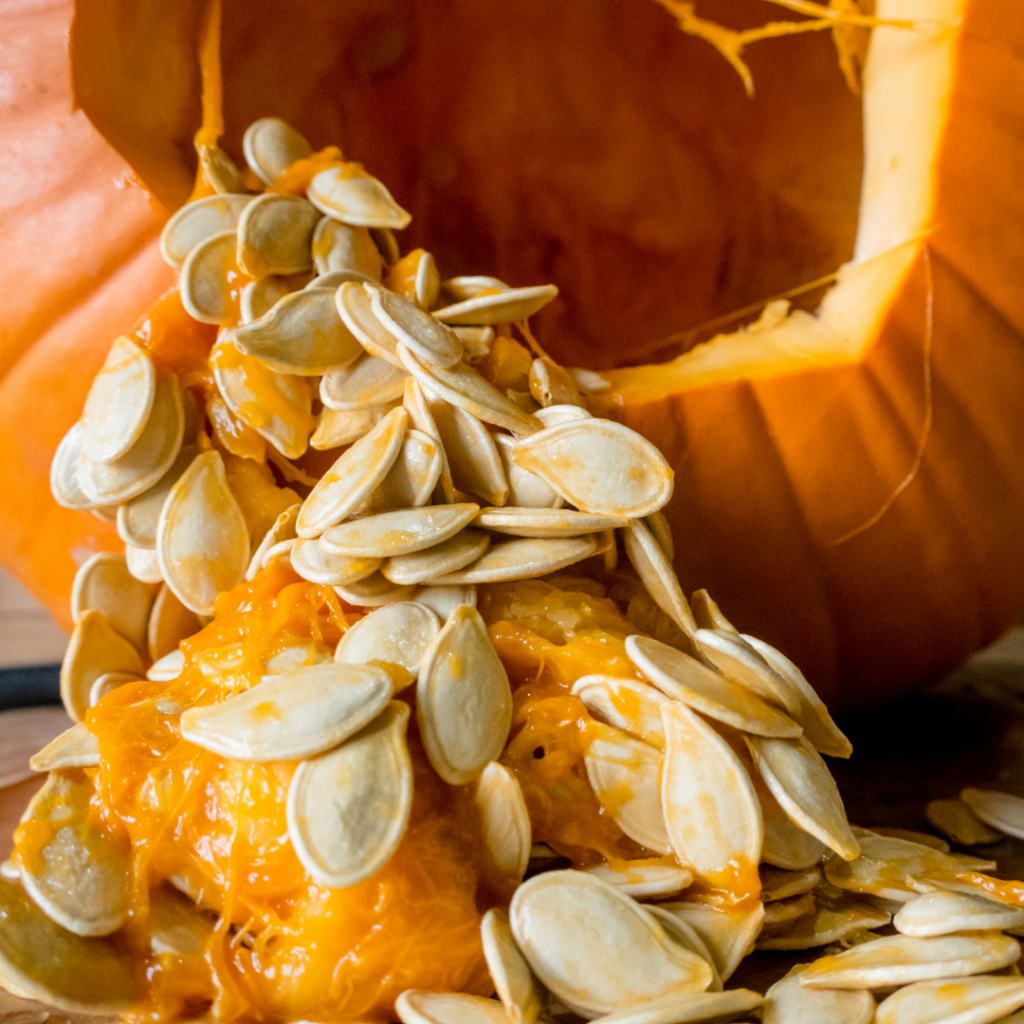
(6, 118), (1024, 1024)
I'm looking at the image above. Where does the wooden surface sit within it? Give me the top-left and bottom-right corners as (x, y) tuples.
(0, 567), (67, 669)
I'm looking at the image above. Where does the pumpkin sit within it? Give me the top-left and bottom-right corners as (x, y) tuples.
(1, 0), (1022, 709)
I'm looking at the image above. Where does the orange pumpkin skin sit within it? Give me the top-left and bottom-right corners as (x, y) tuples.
(1, 0), (1022, 708)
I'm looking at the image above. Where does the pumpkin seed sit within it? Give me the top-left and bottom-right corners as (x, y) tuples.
(125, 543), (164, 584)
(416, 604), (513, 785)
(639, 509), (674, 563)
(71, 551), (155, 653)
(117, 444), (198, 549)
(632, 904), (720, 988)
(335, 600), (440, 683)
(60, 609), (145, 722)
(961, 788), (1024, 841)
(894, 889), (1024, 937)
(495, 434), (563, 508)
(585, 861), (693, 899)
(334, 281), (404, 367)
(589, 990), (763, 1024)
(624, 635), (801, 739)
(320, 353), (409, 409)
(287, 700), (412, 887)
(428, 400), (508, 506)
(745, 734), (859, 861)
(415, 584), (478, 620)
(926, 799), (1002, 846)
(179, 229), (237, 325)
(756, 888), (889, 951)
(534, 404), (591, 428)
(875, 975), (1024, 1024)
(690, 589), (736, 632)
(398, 344), (542, 435)
(321, 503), (480, 558)
(529, 357), (585, 409)
(453, 325), (495, 362)
(312, 218), (383, 278)
(762, 892), (815, 925)
(382, 529), (491, 586)
(0, 876), (140, 1015)
(569, 368), (612, 393)
(869, 827), (950, 851)
(369, 286), (463, 370)
(512, 419), (673, 518)
(243, 116), (312, 184)
(50, 422), (101, 510)
(621, 520), (695, 637)
(660, 702), (763, 888)
(29, 723), (100, 772)
(296, 406), (408, 537)
(237, 193), (319, 278)
(290, 537), (381, 586)
(763, 965), (875, 1024)
(656, 901), (765, 982)
(181, 662), (393, 761)
(433, 284), (559, 325)
(334, 572), (418, 607)
(403, 378), (456, 502)
(311, 401), (399, 450)
(160, 193), (252, 267)
(308, 166), (412, 229)
(584, 722), (672, 854)
(147, 649), (185, 682)
(442, 275), (510, 301)
(429, 533), (599, 584)
(693, 629), (801, 716)
(760, 864), (822, 902)
(88, 670), (137, 706)
(480, 507), (627, 538)
(309, 267), (379, 290)
(0, 861), (18, 880)
(799, 933), (1021, 989)
(156, 450), (250, 615)
(742, 634), (852, 758)
(148, 884), (214, 957)
(476, 762), (532, 881)
(414, 251), (441, 310)
(17, 771), (130, 937)
(510, 870), (713, 1017)
(81, 336), (156, 464)
(261, 537), (296, 574)
(240, 275), (296, 324)
(234, 287), (364, 375)
(246, 503), (300, 580)
(396, 991), (510, 1024)
(78, 372), (184, 505)
(761, 779), (828, 869)
(572, 675), (669, 750)
(481, 907), (543, 1024)
(359, 428), (443, 512)
(197, 143), (246, 195)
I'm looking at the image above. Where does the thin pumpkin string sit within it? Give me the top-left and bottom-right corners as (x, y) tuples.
(195, 0), (224, 150)
(827, 242), (935, 546)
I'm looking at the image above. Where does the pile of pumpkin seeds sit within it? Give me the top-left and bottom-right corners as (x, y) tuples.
(10, 117), (1024, 1024)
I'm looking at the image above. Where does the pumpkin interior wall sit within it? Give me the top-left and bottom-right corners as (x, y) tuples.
(216, 0), (864, 369)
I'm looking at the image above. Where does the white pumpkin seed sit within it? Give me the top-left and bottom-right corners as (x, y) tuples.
(311, 401), (399, 450)
(0, 861), (18, 881)
(290, 537), (381, 586)
(312, 218), (383, 278)
(429, 534), (599, 584)
(81, 336), (156, 464)
(495, 433), (563, 508)
(320, 353), (409, 409)
(370, 286), (462, 369)
(442, 275), (510, 301)
(799, 932), (1021, 989)
(179, 229), (237, 325)
(481, 907), (543, 1024)
(334, 572), (418, 607)
(624, 635), (801, 739)
(309, 267), (379, 289)
(534, 404), (592, 428)
(415, 584), (477, 620)
(869, 827), (950, 851)
(429, 400), (509, 506)
(894, 889), (1024, 936)
(433, 285), (559, 325)
(926, 799), (1003, 846)
(572, 675), (669, 749)
(88, 670), (136, 707)
(240, 275), (296, 324)
(643, 510), (674, 563)
(148, 884), (214, 958)
(476, 762), (532, 881)
(334, 281), (405, 367)
(690, 589), (736, 632)
(359, 428), (443, 511)
(181, 662), (393, 761)
(382, 529), (491, 585)
(661, 702), (763, 889)
(693, 629), (801, 715)
(396, 991), (510, 1024)
(875, 975), (1024, 1024)
(756, 888), (888, 951)
(961, 788), (1024, 841)
(454, 325), (495, 362)
(157, 449), (250, 615)
(296, 406), (407, 537)
(0, 876), (139, 1014)
(125, 543), (164, 584)
(398, 344), (542, 435)
(287, 700), (412, 887)
(78, 372), (184, 505)
(417, 605), (513, 785)
(414, 251), (441, 310)
(763, 965), (875, 1024)
(480, 507), (627, 538)
(403, 379), (456, 502)
(17, 772), (130, 937)
(745, 734), (859, 861)
(308, 167), (411, 229)
(656, 901), (765, 982)
(197, 143), (246, 195)
(762, 892), (815, 925)
(760, 865), (822, 902)
(584, 722), (672, 854)
(236, 193), (319, 278)
(761, 779), (828, 870)
(29, 723), (100, 772)
(528, 357), (585, 409)
(147, 648), (185, 682)
(512, 419), (673, 518)
(372, 227), (401, 265)
(335, 600), (440, 683)
(60, 609), (145, 722)
(71, 551), (155, 653)
(51, 422), (101, 510)
(160, 193), (252, 267)
(246, 503), (300, 581)
(584, 861), (693, 900)
(622, 520), (695, 636)
(243, 117), (313, 185)
(321, 503), (480, 558)
(510, 870), (712, 1017)
(234, 287), (364, 375)
(589, 990), (763, 1024)
(262, 635), (333, 674)
(117, 443), (197, 549)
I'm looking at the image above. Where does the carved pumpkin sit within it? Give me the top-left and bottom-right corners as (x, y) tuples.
(1, 0), (1022, 709)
